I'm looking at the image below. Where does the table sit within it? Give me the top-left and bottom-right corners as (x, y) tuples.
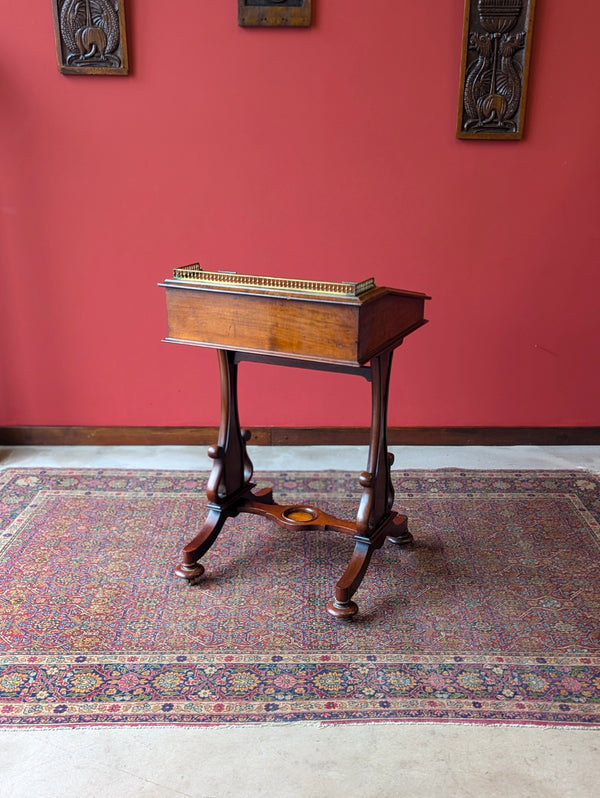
(161, 267), (429, 618)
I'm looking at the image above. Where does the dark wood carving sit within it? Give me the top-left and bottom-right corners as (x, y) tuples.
(457, 0), (535, 140)
(238, 0), (312, 27)
(52, 0), (129, 75)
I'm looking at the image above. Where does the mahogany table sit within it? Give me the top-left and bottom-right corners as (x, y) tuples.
(161, 267), (429, 618)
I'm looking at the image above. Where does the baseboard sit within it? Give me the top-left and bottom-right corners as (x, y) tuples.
(1, 426), (599, 446)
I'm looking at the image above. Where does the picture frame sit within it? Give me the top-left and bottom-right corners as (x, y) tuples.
(238, 0), (312, 28)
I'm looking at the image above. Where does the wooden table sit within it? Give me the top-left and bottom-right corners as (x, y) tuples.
(161, 267), (429, 618)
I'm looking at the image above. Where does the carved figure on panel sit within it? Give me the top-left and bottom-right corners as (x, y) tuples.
(457, 0), (535, 140)
(52, 0), (129, 75)
(61, 0), (121, 67)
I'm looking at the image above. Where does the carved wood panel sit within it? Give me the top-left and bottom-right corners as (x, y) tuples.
(457, 0), (536, 140)
(52, 0), (129, 75)
(238, 0), (312, 27)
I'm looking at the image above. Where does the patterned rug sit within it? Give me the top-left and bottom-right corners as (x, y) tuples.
(1, 468), (599, 728)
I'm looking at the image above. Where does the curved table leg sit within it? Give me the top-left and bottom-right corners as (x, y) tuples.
(175, 506), (228, 583)
(329, 349), (407, 618)
(326, 511), (413, 618)
(176, 349), (256, 583)
(326, 538), (376, 618)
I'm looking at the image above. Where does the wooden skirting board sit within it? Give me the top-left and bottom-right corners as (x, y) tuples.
(1, 427), (599, 447)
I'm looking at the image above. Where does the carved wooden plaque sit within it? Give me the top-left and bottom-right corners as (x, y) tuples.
(457, 0), (535, 140)
(52, 0), (129, 75)
(238, 0), (312, 27)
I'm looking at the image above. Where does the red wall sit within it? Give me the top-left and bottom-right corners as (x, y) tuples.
(1, 1), (599, 429)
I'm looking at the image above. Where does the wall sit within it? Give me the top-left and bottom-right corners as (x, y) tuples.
(1, 1), (599, 429)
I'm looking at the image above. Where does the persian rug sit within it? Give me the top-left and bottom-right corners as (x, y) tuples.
(1, 468), (599, 728)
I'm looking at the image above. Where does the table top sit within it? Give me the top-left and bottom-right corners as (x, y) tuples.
(161, 266), (430, 366)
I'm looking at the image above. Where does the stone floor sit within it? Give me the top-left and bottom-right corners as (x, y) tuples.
(1, 445), (599, 798)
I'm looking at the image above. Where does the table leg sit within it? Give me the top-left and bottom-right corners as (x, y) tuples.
(327, 350), (413, 618)
(175, 349), (266, 581)
(177, 347), (413, 619)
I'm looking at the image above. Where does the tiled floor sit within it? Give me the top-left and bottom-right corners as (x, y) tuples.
(1, 445), (599, 798)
